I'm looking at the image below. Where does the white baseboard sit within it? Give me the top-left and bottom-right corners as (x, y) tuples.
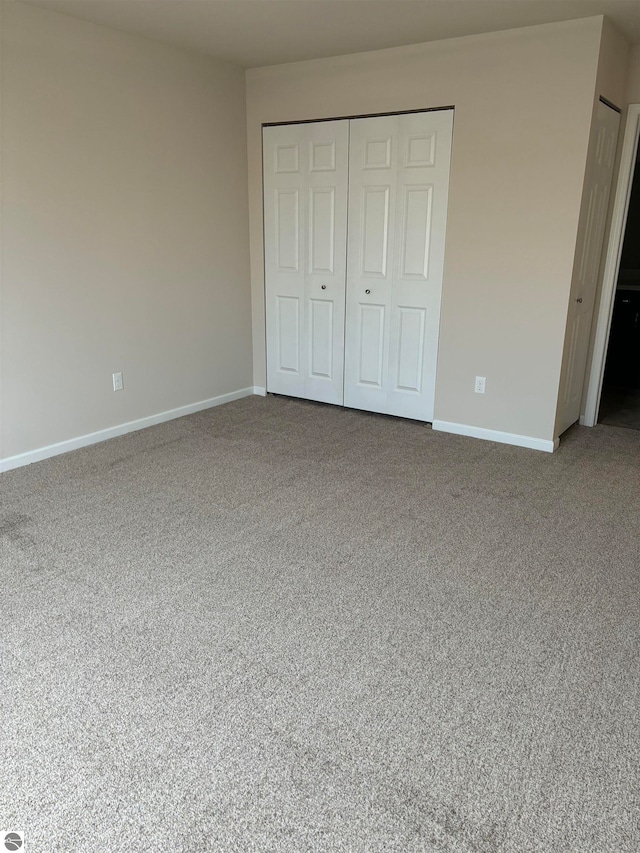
(0, 386), (255, 473)
(432, 420), (558, 453)
(253, 386), (267, 396)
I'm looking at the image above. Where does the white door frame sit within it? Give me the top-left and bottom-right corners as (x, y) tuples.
(582, 103), (640, 427)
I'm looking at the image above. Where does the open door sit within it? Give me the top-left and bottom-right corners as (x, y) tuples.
(583, 104), (640, 427)
(556, 99), (620, 437)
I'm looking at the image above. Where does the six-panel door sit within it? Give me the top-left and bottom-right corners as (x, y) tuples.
(263, 110), (453, 422)
(263, 121), (349, 405)
(344, 110), (453, 421)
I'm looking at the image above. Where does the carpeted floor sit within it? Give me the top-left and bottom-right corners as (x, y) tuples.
(1, 395), (639, 853)
(599, 386), (640, 431)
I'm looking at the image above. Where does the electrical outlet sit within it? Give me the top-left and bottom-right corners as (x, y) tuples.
(112, 371), (124, 392)
(474, 376), (486, 394)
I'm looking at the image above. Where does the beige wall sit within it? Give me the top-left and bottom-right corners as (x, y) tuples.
(0, 1), (252, 461)
(626, 45), (640, 104)
(247, 18), (609, 442)
(596, 18), (631, 108)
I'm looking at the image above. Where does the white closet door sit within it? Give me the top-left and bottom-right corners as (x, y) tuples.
(344, 110), (453, 421)
(263, 121), (349, 404)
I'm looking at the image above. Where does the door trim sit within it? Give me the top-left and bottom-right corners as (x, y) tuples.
(263, 106), (455, 128)
(582, 103), (640, 427)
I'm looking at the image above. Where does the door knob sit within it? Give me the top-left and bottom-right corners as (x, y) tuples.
(321, 285), (326, 290)
(576, 297), (583, 303)
(365, 289), (371, 295)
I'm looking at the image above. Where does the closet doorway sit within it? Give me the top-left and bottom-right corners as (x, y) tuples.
(263, 109), (453, 422)
(599, 136), (640, 429)
(583, 104), (640, 428)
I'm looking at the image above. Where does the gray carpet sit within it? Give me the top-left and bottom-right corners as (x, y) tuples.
(599, 386), (640, 431)
(1, 395), (639, 853)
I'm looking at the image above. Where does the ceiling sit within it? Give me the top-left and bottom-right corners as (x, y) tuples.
(20, 0), (640, 68)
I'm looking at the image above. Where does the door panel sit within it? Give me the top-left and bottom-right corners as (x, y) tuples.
(344, 110), (453, 420)
(557, 100), (620, 435)
(264, 120), (349, 404)
(358, 304), (386, 387)
(309, 298), (334, 379)
(309, 188), (336, 274)
(276, 296), (300, 373)
(361, 186), (391, 276)
(401, 186), (432, 278)
(275, 190), (299, 271)
(275, 144), (299, 173)
(395, 307), (426, 392)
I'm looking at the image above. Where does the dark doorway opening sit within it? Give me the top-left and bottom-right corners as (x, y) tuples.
(599, 145), (640, 430)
